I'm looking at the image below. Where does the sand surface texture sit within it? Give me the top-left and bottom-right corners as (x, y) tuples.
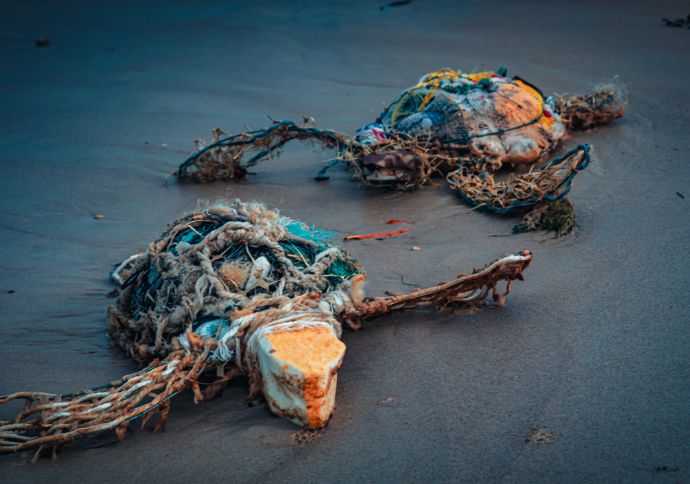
(1, 1), (688, 481)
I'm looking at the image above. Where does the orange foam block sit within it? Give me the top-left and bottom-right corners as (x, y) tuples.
(255, 325), (346, 428)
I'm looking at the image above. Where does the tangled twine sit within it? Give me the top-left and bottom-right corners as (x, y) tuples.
(0, 200), (532, 459)
(0, 352), (207, 462)
(176, 123), (350, 183)
(175, 120), (453, 190)
(176, 121), (591, 233)
(554, 81), (627, 130)
(446, 144), (591, 215)
(107, 200), (360, 364)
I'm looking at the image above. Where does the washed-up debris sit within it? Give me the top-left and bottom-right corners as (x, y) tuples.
(386, 218), (413, 225)
(0, 200), (532, 459)
(662, 15), (690, 28)
(176, 67), (626, 236)
(512, 199), (575, 237)
(524, 426), (556, 445)
(380, 0), (413, 10)
(293, 429), (322, 445)
(345, 228), (409, 240)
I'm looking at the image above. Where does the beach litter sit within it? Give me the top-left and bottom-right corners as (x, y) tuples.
(380, 0), (413, 11)
(176, 67), (626, 236)
(344, 228), (410, 240)
(662, 15), (690, 28)
(0, 200), (532, 460)
(385, 219), (413, 225)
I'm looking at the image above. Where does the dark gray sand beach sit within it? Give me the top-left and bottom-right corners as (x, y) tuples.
(1, 0), (689, 481)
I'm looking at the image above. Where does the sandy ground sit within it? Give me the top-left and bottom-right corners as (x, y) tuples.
(1, 0), (689, 481)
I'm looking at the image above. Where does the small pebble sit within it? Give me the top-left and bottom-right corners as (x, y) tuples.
(411, 246), (421, 251)
(94, 214), (104, 220)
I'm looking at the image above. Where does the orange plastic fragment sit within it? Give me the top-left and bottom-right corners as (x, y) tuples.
(344, 229), (410, 240)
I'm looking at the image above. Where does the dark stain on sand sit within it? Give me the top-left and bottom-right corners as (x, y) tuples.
(524, 426), (556, 445)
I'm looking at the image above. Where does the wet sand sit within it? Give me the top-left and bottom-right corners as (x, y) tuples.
(1, 0), (689, 481)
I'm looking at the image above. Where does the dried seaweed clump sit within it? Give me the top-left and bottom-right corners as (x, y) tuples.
(513, 199), (576, 237)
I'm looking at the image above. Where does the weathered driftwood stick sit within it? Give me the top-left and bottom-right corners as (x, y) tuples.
(343, 250), (532, 328)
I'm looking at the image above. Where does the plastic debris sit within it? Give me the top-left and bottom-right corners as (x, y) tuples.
(385, 219), (413, 225)
(344, 228), (410, 240)
(354, 123), (388, 145)
(662, 15), (690, 28)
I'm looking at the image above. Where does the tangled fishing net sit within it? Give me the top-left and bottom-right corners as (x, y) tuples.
(176, 67), (626, 235)
(107, 200), (361, 366)
(0, 200), (532, 460)
(553, 80), (628, 130)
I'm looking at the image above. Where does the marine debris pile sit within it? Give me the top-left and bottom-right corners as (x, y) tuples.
(176, 68), (626, 235)
(0, 200), (532, 459)
(0, 68), (627, 461)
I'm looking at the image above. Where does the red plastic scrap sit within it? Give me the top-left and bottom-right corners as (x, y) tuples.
(385, 219), (414, 225)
